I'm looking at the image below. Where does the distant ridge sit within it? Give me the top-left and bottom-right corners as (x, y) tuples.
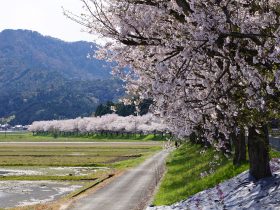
(0, 29), (112, 80)
(0, 29), (124, 125)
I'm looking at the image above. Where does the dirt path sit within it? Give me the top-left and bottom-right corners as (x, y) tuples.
(66, 150), (170, 210)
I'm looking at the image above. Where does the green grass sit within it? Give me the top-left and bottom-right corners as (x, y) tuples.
(111, 151), (157, 169)
(0, 132), (165, 142)
(153, 143), (280, 206)
(270, 148), (280, 158)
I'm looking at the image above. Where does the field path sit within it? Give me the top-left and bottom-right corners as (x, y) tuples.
(67, 149), (170, 210)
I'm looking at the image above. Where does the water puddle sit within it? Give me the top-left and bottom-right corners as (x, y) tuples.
(0, 167), (109, 207)
(0, 166), (109, 177)
(0, 181), (83, 208)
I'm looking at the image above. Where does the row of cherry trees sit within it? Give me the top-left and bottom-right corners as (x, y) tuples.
(67, 0), (280, 179)
(28, 114), (169, 135)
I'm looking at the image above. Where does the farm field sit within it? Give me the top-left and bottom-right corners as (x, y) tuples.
(0, 142), (162, 169)
(0, 132), (163, 208)
(0, 132), (164, 142)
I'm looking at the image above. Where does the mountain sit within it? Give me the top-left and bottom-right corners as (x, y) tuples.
(0, 29), (124, 125)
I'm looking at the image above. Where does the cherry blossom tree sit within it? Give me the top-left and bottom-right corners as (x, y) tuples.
(67, 0), (280, 179)
(28, 114), (169, 136)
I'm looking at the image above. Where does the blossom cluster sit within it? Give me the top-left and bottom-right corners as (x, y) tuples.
(28, 114), (169, 134)
(73, 0), (280, 145)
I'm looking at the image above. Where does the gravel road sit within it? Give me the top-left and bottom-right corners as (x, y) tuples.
(67, 149), (170, 210)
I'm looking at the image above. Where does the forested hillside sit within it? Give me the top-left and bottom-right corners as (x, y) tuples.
(0, 29), (123, 125)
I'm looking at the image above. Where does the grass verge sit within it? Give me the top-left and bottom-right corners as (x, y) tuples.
(0, 132), (165, 142)
(153, 143), (280, 206)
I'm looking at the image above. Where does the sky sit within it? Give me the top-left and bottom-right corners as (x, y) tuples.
(0, 0), (97, 42)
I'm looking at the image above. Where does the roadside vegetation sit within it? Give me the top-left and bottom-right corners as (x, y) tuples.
(0, 132), (165, 142)
(153, 143), (280, 206)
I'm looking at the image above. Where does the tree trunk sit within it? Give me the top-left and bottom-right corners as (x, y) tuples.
(223, 133), (232, 155)
(239, 128), (247, 163)
(189, 132), (197, 143)
(248, 125), (272, 180)
(233, 128), (246, 165)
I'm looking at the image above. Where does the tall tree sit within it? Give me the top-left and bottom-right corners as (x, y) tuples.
(69, 0), (280, 179)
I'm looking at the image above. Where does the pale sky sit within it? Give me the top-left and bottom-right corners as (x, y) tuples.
(0, 0), (96, 42)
